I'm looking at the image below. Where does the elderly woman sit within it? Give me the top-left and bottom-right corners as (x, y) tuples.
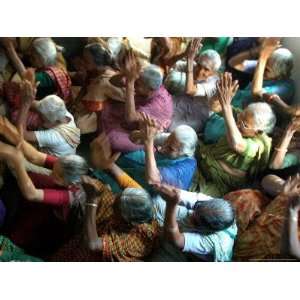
(93, 114), (198, 193)
(204, 38), (294, 144)
(2, 38), (71, 130)
(149, 183), (237, 262)
(12, 80), (80, 157)
(101, 49), (173, 152)
(191, 72), (276, 197)
(51, 141), (160, 262)
(166, 38), (221, 133)
(72, 43), (125, 134)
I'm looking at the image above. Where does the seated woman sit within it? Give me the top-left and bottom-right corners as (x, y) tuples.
(93, 114), (198, 193)
(101, 49), (173, 152)
(234, 175), (300, 261)
(149, 183), (237, 262)
(166, 39), (221, 133)
(191, 72), (276, 197)
(72, 43), (125, 135)
(204, 37), (294, 144)
(16, 80), (80, 157)
(2, 38), (72, 130)
(51, 147), (159, 261)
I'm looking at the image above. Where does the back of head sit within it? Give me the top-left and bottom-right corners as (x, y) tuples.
(194, 199), (235, 231)
(36, 95), (67, 124)
(120, 188), (153, 224)
(33, 38), (57, 66)
(246, 102), (276, 134)
(140, 64), (163, 91)
(85, 43), (115, 67)
(165, 70), (186, 95)
(59, 155), (89, 185)
(173, 125), (198, 157)
(270, 48), (294, 79)
(197, 49), (222, 72)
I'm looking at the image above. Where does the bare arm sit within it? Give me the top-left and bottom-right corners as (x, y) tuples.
(228, 47), (259, 71)
(124, 80), (141, 124)
(269, 120), (298, 169)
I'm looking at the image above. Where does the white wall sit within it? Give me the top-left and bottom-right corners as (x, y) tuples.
(283, 37), (300, 104)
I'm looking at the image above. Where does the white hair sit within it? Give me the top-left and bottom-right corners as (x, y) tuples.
(269, 48), (293, 79)
(58, 155), (89, 185)
(36, 95), (67, 124)
(197, 49), (222, 72)
(120, 188), (153, 224)
(141, 64), (163, 91)
(246, 102), (276, 134)
(165, 70), (186, 95)
(32, 38), (57, 66)
(173, 125), (198, 157)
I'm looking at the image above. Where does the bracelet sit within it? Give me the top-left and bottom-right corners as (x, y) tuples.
(85, 202), (98, 208)
(274, 147), (288, 153)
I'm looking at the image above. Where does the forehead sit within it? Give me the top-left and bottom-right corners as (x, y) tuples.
(197, 56), (215, 70)
(241, 109), (255, 123)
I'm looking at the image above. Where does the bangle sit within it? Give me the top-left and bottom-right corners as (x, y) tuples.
(85, 202), (98, 208)
(274, 147), (288, 153)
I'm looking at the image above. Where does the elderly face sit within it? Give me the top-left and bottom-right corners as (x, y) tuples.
(159, 133), (182, 159)
(83, 49), (97, 72)
(134, 77), (152, 98)
(194, 57), (216, 81)
(29, 48), (44, 68)
(237, 109), (257, 137)
(264, 58), (278, 80)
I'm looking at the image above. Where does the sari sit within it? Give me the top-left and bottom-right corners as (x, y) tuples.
(191, 133), (272, 197)
(93, 150), (197, 194)
(0, 235), (42, 262)
(203, 79), (295, 144)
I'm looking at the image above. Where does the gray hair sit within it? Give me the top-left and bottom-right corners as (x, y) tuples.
(32, 38), (57, 66)
(164, 70), (186, 95)
(140, 64), (163, 91)
(197, 49), (222, 72)
(120, 188), (154, 224)
(269, 48), (294, 79)
(173, 125), (198, 157)
(36, 95), (67, 124)
(58, 155), (89, 185)
(194, 199), (235, 231)
(85, 43), (114, 67)
(246, 102), (276, 134)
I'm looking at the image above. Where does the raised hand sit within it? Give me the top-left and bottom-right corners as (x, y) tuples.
(153, 182), (181, 206)
(260, 37), (281, 59)
(288, 117), (300, 133)
(217, 72), (239, 108)
(186, 38), (203, 61)
(118, 48), (141, 82)
(20, 79), (38, 107)
(90, 132), (120, 170)
(81, 175), (103, 204)
(139, 112), (161, 144)
(282, 174), (300, 199)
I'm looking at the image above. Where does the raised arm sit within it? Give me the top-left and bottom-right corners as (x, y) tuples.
(154, 183), (184, 249)
(280, 176), (300, 259)
(0, 141), (44, 202)
(185, 38), (203, 96)
(217, 72), (244, 153)
(119, 48), (142, 124)
(252, 38), (281, 100)
(228, 46), (260, 71)
(269, 118), (300, 169)
(0, 37), (27, 78)
(0, 116), (46, 166)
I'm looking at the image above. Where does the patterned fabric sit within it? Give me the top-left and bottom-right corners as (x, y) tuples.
(234, 194), (300, 261)
(44, 66), (72, 101)
(52, 180), (159, 262)
(224, 189), (271, 234)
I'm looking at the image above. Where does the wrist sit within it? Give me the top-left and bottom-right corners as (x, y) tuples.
(144, 138), (154, 147)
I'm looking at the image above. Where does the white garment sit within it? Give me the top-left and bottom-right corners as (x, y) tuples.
(35, 112), (78, 157)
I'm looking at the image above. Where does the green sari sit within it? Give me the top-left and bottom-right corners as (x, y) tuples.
(191, 133), (272, 197)
(0, 236), (42, 262)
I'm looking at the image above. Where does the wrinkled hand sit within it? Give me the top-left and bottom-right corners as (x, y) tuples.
(262, 93), (281, 104)
(186, 38), (203, 60)
(20, 79), (38, 107)
(129, 129), (144, 145)
(217, 72), (239, 108)
(139, 112), (161, 144)
(118, 48), (141, 82)
(282, 174), (300, 199)
(260, 37), (281, 59)
(90, 132), (120, 170)
(287, 117), (300, 133)
(81, 175), (103, 204)
(153, 183), (181, 206)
